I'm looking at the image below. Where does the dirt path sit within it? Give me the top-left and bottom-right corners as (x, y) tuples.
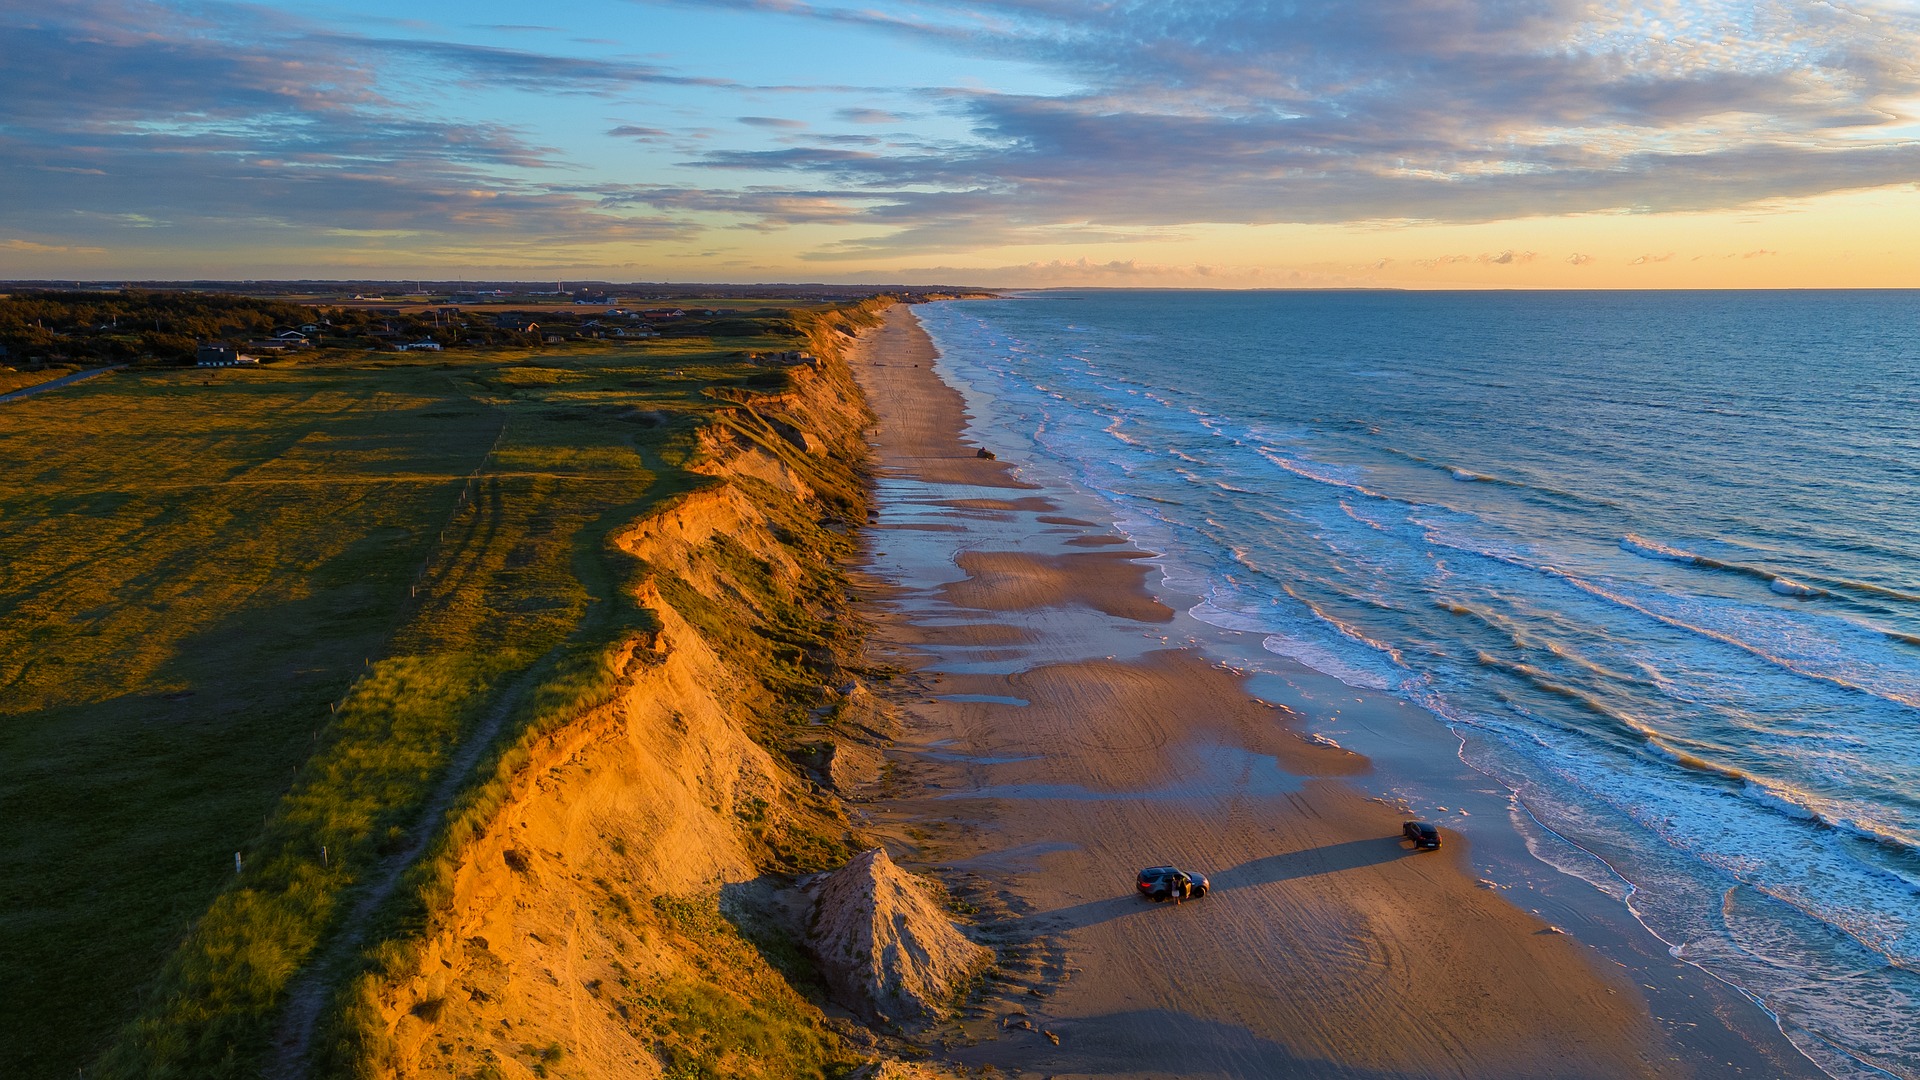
(0, 363), (126, 403)
(847, 305), (1818, 1080)
(265, 650), (558, 1079)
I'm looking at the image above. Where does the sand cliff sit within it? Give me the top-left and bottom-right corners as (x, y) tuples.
(338, 305), (934, 1079)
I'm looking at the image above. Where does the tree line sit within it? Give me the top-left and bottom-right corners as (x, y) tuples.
(0, 290), (540, 365)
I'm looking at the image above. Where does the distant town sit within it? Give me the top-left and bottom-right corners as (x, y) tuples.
(0, 281), (995, 370)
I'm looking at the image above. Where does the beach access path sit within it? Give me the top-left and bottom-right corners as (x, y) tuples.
(845, 305), (1823, 1080)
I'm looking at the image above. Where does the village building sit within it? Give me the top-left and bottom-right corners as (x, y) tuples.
(195, 344), (260, 367)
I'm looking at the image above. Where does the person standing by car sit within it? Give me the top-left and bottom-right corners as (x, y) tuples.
(1170, 869), (1190, 904)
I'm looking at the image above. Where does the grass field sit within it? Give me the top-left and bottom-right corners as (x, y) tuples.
(0, 322), (842, 1079)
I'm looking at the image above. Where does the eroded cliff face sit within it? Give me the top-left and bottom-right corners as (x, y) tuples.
(353, 312), (893, 1080)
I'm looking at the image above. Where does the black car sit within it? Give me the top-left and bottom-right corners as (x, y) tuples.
(1137, 865), (1210, 901)
(1402, 821), (1441, 850)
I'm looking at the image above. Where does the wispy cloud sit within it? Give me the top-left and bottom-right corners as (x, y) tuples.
(656, 0), (1920, 253)
(3, 238), (108, 254)
(9, 0), (1920, 269)
(0, 0), (702, 253)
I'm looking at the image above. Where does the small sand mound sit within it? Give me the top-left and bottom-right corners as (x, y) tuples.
(809, 848), (992, 1026)
(825, 740), (886, 794)
(837, 678), (900, 736)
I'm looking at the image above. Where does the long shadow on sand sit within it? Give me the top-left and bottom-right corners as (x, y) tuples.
(996, 836), (1407, 938)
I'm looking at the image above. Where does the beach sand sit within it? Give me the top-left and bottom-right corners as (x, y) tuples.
(846, 305), (1825, 1079)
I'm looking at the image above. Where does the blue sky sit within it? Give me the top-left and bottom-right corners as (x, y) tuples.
(6, 0), (1920, 285)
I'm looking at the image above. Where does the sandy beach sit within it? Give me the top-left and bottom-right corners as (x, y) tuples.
(845, 305), (1826, 1080)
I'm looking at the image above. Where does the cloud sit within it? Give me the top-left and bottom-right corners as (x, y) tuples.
(1630, 252), (1676, 264)
(820, 256), (1361, 288)
(3, 239), (107, 254)
(0, 0), (703, 255)
(660, 0), (1920, 254)
(1567, 252), (1595, 265)
(835, 107), (905, 124)
(11, 0), (1920, 267)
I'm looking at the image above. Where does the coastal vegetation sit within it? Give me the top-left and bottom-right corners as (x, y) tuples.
(0, 297), (891, 1078)
(0, 288), (919, 367)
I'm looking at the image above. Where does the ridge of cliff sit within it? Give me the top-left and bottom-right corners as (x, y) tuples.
(315, 300), (973, 1080)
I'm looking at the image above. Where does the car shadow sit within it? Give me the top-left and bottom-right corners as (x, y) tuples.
(1211, 835), (1406, 894)
(992, 835), (1407, 939)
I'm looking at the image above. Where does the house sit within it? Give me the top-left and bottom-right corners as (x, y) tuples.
(400, 341), (442, 352)
(196, 344), (260, 367)
(610, 326), (659, 339)
(492, 315), (540, 333)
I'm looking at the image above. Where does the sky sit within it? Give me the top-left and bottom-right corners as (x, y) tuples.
(5, 0), (1920, 287)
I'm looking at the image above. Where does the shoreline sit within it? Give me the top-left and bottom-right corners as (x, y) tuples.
(846, 303), (1825, 1079)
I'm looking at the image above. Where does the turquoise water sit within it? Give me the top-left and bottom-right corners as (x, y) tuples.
(916, 290), (1920, 1079)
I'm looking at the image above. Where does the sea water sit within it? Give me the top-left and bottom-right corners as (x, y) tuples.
(915, 290), (1920, 1079)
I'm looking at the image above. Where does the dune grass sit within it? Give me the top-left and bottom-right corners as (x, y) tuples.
(0, 322), (849, 1079)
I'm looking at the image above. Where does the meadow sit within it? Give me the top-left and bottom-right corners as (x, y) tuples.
(0, 320), (844, 1079)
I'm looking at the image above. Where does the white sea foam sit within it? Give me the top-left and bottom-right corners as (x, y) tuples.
(1621, 533), (1698, 562)
(911, 294), (1920, 1078)
(1259, 633), (1397, 690)
(1771, 576), (1823, 598)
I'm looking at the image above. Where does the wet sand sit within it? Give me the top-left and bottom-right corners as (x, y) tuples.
(846, 305), (1826, 1080)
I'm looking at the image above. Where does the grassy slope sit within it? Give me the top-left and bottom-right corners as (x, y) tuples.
(0, 317), (856, 1079)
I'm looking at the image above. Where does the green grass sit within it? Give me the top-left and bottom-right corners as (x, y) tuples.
(0, 365), (82, 395)
(0, 320), (879, 1079)
(627, 895), (860, 1080)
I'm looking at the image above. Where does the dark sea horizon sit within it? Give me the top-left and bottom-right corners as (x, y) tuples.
(917, 289), (1920, 1080)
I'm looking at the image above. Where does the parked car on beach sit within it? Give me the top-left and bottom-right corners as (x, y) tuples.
(1402, 821), (1441, 850)
(1137, 865), (1210, 901)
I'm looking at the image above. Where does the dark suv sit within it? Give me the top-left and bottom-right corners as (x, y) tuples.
(1137, 865), (1210, 901)
(1402, 821), (1441, 850)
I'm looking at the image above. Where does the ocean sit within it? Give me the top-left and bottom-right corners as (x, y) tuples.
(914, 290), (1920, 1079)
